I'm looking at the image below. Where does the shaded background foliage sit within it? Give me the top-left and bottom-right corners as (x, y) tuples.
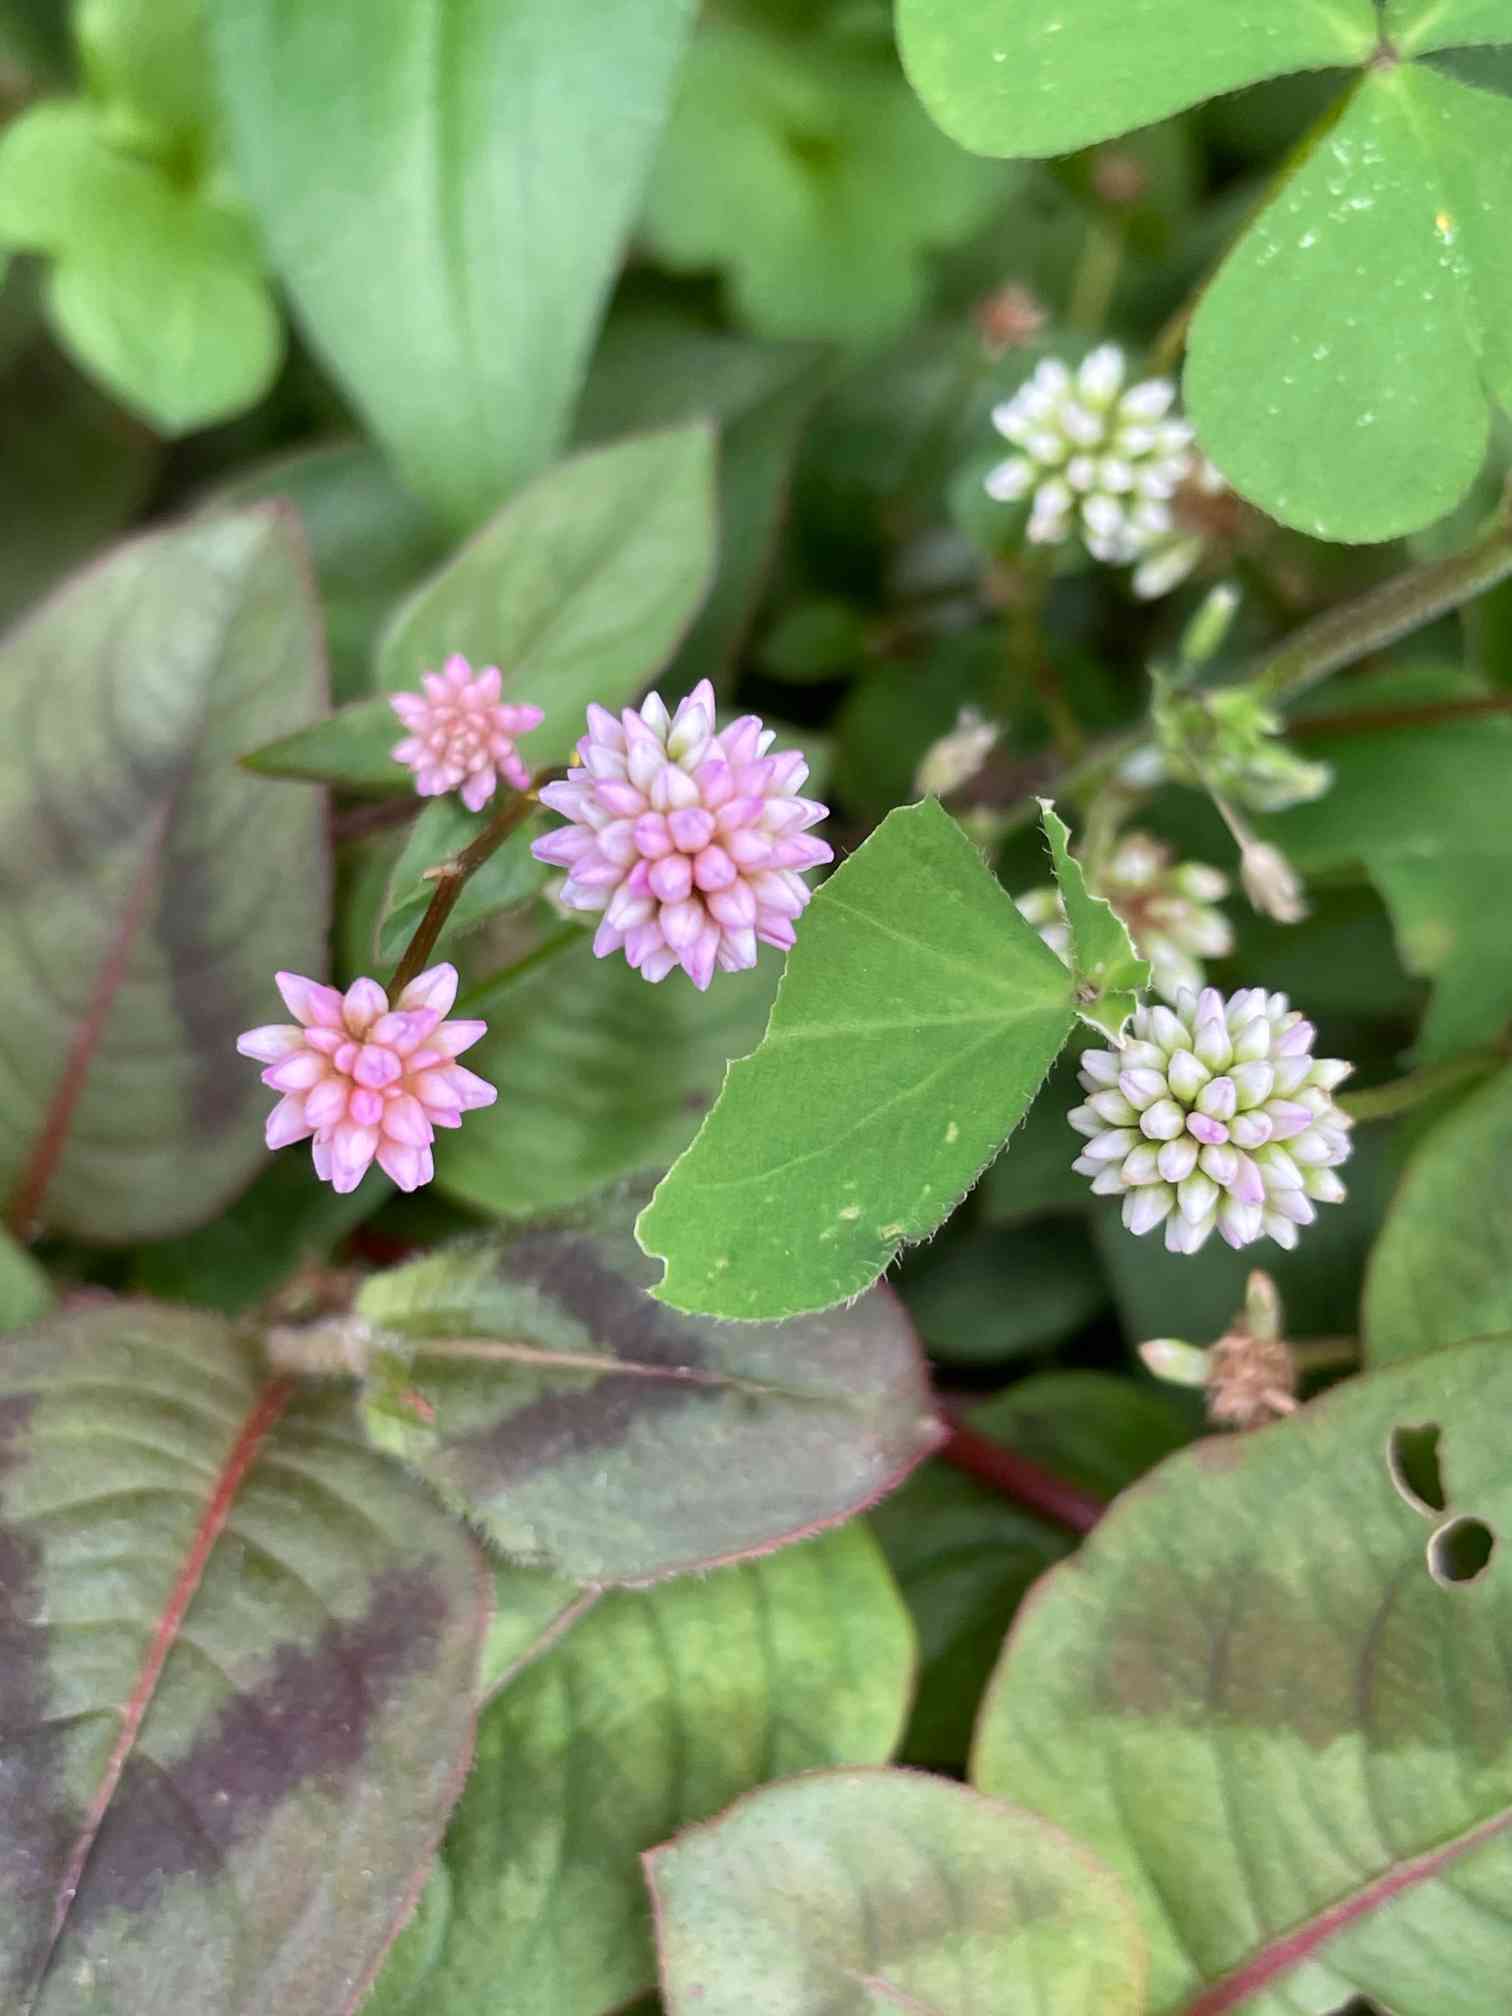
(2, 0), (1512, 2010)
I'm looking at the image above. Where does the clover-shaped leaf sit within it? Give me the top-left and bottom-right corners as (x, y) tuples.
(898, 0), (1512, 541)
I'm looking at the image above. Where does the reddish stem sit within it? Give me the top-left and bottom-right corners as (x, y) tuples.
(939, 1419), (1106, 1535)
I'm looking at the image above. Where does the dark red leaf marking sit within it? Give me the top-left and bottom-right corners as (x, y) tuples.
(40, 1376), (295, 1968)
(1180, 1806), (1512, 2014)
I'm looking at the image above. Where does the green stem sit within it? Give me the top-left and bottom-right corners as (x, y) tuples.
(1340, 1050), (1504, 1126)
(457, 921), (583, 1017)
(1068, 215), (1125, 335)
(387, 779), (559, 995)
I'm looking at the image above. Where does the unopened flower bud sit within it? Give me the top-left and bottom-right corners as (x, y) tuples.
(1240, 840), (1308, 924)
(1139, 1337), (1211, 1388)
(916, 708), (1000, 799)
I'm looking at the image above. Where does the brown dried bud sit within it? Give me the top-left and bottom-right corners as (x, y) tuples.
(1205, 1271), (1298, 1429)
(1090, 149), (1148, 207)
(974, 282), (1048, 356)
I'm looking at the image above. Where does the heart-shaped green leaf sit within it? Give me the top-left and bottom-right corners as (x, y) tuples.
(0, 1298), (487, 2015)
(434, 933), (781, 1223)
(206, 0), (697, 528)
(0, 506), (329, 1241)
(647, 1769), (1146, 2016)
(896, 0), (1377, 159)
(356, 1185), (942, 1583)
(1365, 1066), (1512, 1365)
(975, 1339), (1512, 2015)
(367, 1525), (913, 2016)
(637, 799), (1078, 1321)
(1187, 64), (1512, 542)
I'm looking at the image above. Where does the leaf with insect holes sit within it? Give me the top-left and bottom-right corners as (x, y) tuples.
(636, 799), (1079, 1322)
(206, 0), (698, 528)
(367, 1525), (913, 2016)
(1040, 801), (1148, 1042)
(647, 1769), (1146, 2016)
(354, 1183), (942, 1584)
(243, 427), (717, 792)
(0, 506), (328, 1241)
(1365, 1067), (1512, 1366)
(975, 1338), (1512, 2016)
(0, 1299), (487, 2016)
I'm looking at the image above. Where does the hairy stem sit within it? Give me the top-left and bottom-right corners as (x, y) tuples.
(387, 779), (559, 995)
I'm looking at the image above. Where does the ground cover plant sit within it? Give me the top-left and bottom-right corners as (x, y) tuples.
(3, 0), (1512, 2010)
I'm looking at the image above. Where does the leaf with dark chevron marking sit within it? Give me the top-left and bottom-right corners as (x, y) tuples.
(0, 1299), (488, 2015)
(356, 1183), (944, 1584)
(0, 505), (329, 1241)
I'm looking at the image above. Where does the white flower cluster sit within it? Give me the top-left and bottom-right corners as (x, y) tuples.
(1070, 986), (1353, 1255)
(985, 345), (1217, 599)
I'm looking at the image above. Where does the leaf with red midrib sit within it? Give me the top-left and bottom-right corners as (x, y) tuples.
(974, 1338), (1512, 2016)
(0, 1299), (487, 2015)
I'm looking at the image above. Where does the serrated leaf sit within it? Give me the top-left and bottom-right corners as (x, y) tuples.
(355, 1184), (942, 1584)
(0, 1299), (487, 2015)
(244, 427), (718, 791)
(645, 20), (1005, 346)
(648, 1769), (1145, 2016)
(1389, 0), (1512, 53)
(368, 1527), (913, 2016)
(637, 799), (1078, 1322)
(207, 0), (697, 528)
(0, 102), (282, 431)
(1365, 1066), (1512, 1365)
(0, 506), (329, 1240)
(1187, 64), (1512, 541)
(872, 1375), (1191, 1768)
(975, 1339), (1512, 2016)
(434, 933), (781, 1223)
(373, 798), (547, 969)
(896, 0), (1377, 158)
(1040, 801), (1148, 1040)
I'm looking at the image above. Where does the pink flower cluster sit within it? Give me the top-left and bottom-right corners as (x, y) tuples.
(390, 655), (544, 811)
(237, 964), (495, 1194)
(531, 679), (832, 990)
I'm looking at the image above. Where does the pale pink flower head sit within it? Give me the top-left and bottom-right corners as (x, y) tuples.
(390, 654), (544, 811)
(531, 678), (832, 990)
(236, 964), (496, 1194)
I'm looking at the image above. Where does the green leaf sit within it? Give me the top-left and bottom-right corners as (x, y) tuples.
(0, 1298), (487, 2013)
(76, 0), (215, 155)
(378, 425), (716, 763)
(434, 933), (781, 1223)
(0, 1226), (51, 1330)
(0, 102), (282, 431)
(368, 1526), (913, 2016)
(637, 799), (1078, 1322)
(1389, 0), (1512, 54)
(0, 506), (329, 1241)
(1365, 1066), (1512, 1364)
(210, 441), (447, 705)
(207, 0), (698, 527)
(355, 1184), (942, 1583)
(645, 21), (1006, 345)
(896, 0), (1377, 158)
(245, 426), (718, 790)
(898, 1217), (1107, 1362)
(1040, 801), (1148, 1041)
(872, 1375), (1191, 1767)
(975, 1339), (1512, 2016)
(1188, 64), (1512, 542)
(648, 1769), (1145, 2015)
(373, 798), (546, 970)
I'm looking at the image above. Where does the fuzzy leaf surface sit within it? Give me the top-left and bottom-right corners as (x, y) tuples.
(0, 1300), (487, 2014)
(896, 0), (1376, 158)
(637, 799), (1077, 1320)
(0, 506), (328, 1240)
(1040, 801), (1148, 1041)
(368, 1526), (913, 2016)
(976, 1340), (1512, 2016)
(356, 1187), (942, 1584)
(1365, 1066), (1512, 1364)
(648, 1768), (1145, 2016)
(207, 0), (697, 527)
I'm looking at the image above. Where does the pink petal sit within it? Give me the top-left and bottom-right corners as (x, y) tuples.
(398, 964), (460, 1018)
(430, 1018), (487, 1057)
(353, 1043), (403, 1090)
(304, 1078), (349, 1129)
(262, 1052), (325, 1094)
(275, 972), (345, 1028)
(266, 1095), (313, 1150)
(329, 1121), (380, 1193)
(377, 1141), (430, 1192)
(461, 767), (496, 813)
(236, 1023), (304, 1062)
(382, 1093), (434, 1146)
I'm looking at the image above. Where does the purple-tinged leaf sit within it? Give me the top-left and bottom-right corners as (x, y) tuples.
(975, 1339), (1512, 2016)
(0, 506), (330, 1241)
(0, 1299), (488, 2015)
(647, 1768), (1145, 2014)
(356, 1184), (944, 1583)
